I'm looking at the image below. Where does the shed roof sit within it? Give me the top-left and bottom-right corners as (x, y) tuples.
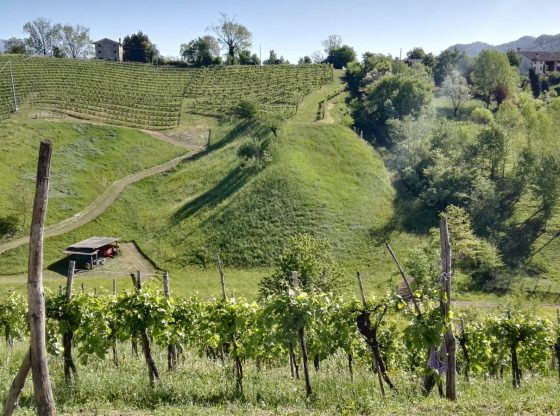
(66, 237), (119, 251)
(519, 51), (560, 61)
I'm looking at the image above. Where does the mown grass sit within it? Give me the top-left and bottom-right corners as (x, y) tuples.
(0, 110), (185, 232)
(1, 341), (559, 415)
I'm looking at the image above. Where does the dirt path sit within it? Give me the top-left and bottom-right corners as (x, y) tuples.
(317, 101), (335, 124)
(0, 132), (206, 255)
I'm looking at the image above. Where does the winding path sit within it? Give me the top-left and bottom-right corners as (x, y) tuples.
(0, 134), (205, 255)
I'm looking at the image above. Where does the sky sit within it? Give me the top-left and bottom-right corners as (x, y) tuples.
(1, 0), (560, 62)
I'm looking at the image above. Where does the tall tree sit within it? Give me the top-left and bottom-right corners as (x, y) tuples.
(209, 14), (252, 65)
(506, 49), (521, 68)
(441, 71), (472, 116)
(407, 47), (426, 59)
(263, 49), (287, 65)
(298, 56), (312, 64)
(123, 31), (159, 63)
(60, 24), (93, 59)
(433, 49), (470, 86)
(180, 35), (221, 66)
(5, 37), (27, 54)
(321, 34), (342, 56)
(23, 18), (61, 56)
(471, 50), (517, 108)
(326, 45), (356, 69)
(238, 50), (260, 65)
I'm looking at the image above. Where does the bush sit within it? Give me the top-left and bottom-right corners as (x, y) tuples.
(238, 138), (272, 171)
(258, 234), (344, 297)
(0, 215), (19, 238)
(471, 107), (493, 124)
(234, 100), (259, 119)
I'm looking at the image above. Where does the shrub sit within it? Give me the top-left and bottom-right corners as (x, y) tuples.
(471, 107), (493, 124)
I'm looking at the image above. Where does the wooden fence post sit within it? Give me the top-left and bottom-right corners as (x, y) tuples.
(3, 140), (56, 416)
(292, 271), (312, 397)
(63, 261), (77, 383)
(216, 255), (227, 300)
(163, 271), (178, 371)
(440, 218), (456, 401)
(131, 271), (159, 386)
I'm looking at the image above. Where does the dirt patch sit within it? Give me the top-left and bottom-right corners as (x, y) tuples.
(74, 242), (156, 278)
(142, 127), (209, 152)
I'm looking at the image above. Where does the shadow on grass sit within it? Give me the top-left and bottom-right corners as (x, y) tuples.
(172, 166), (253, 222)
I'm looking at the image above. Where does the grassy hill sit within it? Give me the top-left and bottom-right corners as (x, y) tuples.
(0, 72), (421, 297)
(0, 111), (184, 235)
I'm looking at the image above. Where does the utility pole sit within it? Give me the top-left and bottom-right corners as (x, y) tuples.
(8, 61), (18, 112)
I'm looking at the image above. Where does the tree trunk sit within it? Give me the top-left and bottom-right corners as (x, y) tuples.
(63, 261), (77, 383)
(27, 140), (56, 415)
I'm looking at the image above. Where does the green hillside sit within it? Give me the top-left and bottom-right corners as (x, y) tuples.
(0, 72), (415, 297)
(0, 113), (184, 234)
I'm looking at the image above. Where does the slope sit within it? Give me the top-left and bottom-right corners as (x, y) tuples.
(0, 73), (417, 296)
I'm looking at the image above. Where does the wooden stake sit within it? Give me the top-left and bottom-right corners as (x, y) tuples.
(440, 218), (456, 401)
(356, 272), (367, 306)
(112, 278), (117, 296)
(216, 255), (226, 300)
(291, 271), (312, 397)
(386, 243), (423, 318)
(63, 261), (77, 383)
(163, 271), (178, 371)
(26, 140), (56, 415)
(131, 271), (159, 386)
(2, 349), (31, 416)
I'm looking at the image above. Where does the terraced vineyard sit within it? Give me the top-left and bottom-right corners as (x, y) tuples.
(0, 55), (333, 129)
(183, 64), (334, 119)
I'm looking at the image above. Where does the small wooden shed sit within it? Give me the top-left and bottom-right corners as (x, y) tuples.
(64, 236), (120, 269)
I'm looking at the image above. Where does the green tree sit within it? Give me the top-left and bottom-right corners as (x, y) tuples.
(364, 72), (433, 123)
(433, 49), (470, 86)
(209, 14), (252, 65)
(528, 68), (541, 98)
(263, 49), (287, 65)
(470, 50), (517, 108)
(326, 45), (356, 69)
(60, 24), (92, 59)
(123, 31), (159, 63)
(5, 37), (27, 54)
(180, 35), (221, 66)
(238, 50), (260, 65)
(474, 125), (508, 179)
(407, 47), (426, 59)
(298, 56), (312, 64)
(321, 34), (342, 56)
(506, 49), (521, 67)
(441, 71), (472, 116)
(23, 17), (61, 56)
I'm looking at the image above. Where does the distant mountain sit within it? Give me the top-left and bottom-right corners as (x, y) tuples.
(447, 34), (560, 57)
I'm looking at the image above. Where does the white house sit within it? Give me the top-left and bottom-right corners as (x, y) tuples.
(518, 49), (560, 75)
(93, 38), (123, 62)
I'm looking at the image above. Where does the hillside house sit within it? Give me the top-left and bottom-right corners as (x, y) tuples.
(94, 38), (123, 62)
(518, 49), (560, 74)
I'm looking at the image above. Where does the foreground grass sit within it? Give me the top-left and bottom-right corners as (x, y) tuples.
(1, 342), (558, 415)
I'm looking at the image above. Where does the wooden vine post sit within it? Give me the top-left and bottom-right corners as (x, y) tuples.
(3, 140), (56, 416)
(63, 261), (77, 383)
(291, 271), (312, 397)
(506, 310), (521, 388)
(355, 272), (397, 395)
(556, 309), (560, 381)
(111, 278), (118, 367)
(130, 271), (159, 386)
(440, 218), (457, 401)
(163, 271), (178, 371)
(215, 257), (243, 395)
